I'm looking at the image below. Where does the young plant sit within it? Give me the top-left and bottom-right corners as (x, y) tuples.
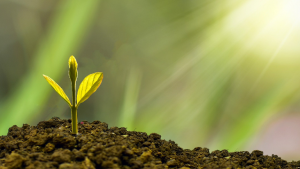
(43, 55), (103, 134)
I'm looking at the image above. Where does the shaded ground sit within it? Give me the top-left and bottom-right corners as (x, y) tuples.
(0, 117), (299, 169)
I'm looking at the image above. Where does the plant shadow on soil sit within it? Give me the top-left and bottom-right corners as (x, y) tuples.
(0, 117), (299, 169)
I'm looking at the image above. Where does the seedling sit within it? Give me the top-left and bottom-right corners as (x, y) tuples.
(43, 55), (103, 134)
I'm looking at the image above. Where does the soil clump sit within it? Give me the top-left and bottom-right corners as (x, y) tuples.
(0, 117), (299, 169)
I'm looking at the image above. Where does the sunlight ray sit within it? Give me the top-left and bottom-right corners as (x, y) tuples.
(250, 23), (296, 93)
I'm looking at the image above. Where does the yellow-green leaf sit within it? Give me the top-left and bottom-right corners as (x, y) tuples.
(77, 72), (103, 107)
(68, 55), (78, 84)
(43, 75), (72, 107)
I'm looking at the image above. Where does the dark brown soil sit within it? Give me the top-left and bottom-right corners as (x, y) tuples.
(0, 117), (299, 169)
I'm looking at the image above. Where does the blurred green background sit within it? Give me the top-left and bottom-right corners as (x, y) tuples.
(1, 0), (300, 161)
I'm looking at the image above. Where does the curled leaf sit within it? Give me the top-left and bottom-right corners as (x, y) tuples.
(77, 72), (103, 107)
(43, 75), (72, 107)
(68, 55), (78, 84)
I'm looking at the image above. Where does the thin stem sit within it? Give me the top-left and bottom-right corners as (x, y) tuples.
(71, 80), (78, 134)
(71, 106), (78, 134)
(72, 79), (76, 109)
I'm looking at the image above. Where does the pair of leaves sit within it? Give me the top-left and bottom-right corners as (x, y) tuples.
(43, 56), (103, 108)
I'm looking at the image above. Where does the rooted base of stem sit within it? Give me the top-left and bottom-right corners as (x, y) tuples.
(71, 106), (78, 134)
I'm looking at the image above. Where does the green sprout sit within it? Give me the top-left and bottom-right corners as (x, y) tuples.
(43, 55), (103, 134)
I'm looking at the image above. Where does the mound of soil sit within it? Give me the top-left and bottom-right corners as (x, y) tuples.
(0, 117), (299, 169)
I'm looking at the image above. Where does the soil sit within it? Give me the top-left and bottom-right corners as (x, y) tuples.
(0, 117), (299, 169)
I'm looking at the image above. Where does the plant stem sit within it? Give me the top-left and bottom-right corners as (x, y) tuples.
(71, 106), (78, 134)
(71, 78), (77, 134)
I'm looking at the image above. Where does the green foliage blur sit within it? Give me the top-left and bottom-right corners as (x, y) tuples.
(1, 0), (300, 160)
